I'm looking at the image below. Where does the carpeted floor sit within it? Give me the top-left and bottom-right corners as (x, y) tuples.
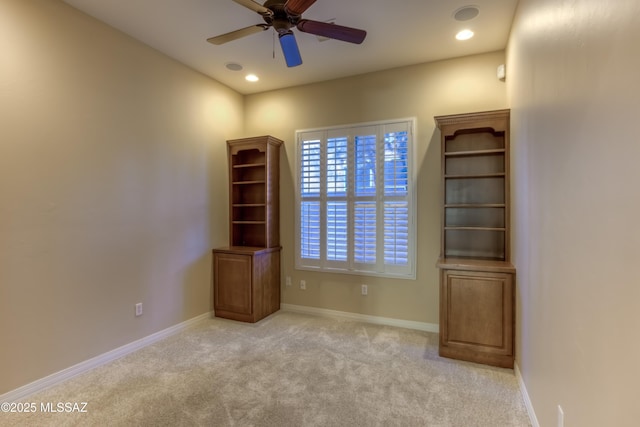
(2, 311), (531, 426)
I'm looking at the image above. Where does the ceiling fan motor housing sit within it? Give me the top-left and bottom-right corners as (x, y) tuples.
(262, 0), (298, 33)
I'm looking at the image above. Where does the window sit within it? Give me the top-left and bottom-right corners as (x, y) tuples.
(296, 119), (415, 279)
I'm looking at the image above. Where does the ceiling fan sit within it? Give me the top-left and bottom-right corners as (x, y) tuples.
(207, 0), (367, 67)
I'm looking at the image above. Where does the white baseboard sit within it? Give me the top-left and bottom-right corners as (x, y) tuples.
(515, 362), (539, 427)
(281, 303), (439, 333)
(0, 312), (212, 403)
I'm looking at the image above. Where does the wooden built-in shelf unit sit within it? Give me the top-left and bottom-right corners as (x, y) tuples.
(435, 109), (515, 368)
(212, 135), (282, 323)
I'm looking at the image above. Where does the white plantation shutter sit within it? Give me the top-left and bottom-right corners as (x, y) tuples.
(299, 136), (322, 265)
(300, 201), (320, 260)
(296, 119), (415, 279)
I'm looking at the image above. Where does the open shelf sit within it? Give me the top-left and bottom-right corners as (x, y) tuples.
(446, 207), (504, 230)
(233, 162), (266, 168)
(444, 148), (505, 156)
(233, 180), (266, 185)
(444, 228), (506, 260)
(445, 204), (505, 208)
(444, 173), (506, 179)
(444, 128), (505, 153)
(227, 136), (281, 249)
(444, 227), (506, 231)
(445, 177), (505, 205)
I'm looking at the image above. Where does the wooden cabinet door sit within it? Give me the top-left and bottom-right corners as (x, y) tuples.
(213, 252), (252, 316)
(440, 269), (514, 367)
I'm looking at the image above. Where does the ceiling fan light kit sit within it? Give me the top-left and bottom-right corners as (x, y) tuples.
(207, 0), (367, 68)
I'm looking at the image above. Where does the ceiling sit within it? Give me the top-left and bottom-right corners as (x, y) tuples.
(62, 0), (519, 95)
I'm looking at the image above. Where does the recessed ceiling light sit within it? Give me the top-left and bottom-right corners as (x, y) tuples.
(456, 29), (474, 40)
(245, 74), (259, 82)
(225, 62), (243, 71)
(453, 6), (480, 21)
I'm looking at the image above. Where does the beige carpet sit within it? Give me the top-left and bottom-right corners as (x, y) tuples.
(3, 311), (531, 426)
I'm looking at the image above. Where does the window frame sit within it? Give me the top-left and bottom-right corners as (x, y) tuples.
(294, 118), (417, 280)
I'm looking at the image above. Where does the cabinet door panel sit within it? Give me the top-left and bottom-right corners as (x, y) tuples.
(441, 270), (513, 360)
(214, 253), (252, 315)
(447, 274), (505, 347)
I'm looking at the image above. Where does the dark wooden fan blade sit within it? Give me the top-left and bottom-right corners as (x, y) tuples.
(284, 0), (317, 16)
(207, 24), (269, 45)
(296, 19), (367, 44)
(233, 0), (272, 16)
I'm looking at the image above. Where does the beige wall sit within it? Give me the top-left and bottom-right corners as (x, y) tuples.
(0, 0), (243, 394)
(0, 0), (510, 398)
(507, 0), (640, 425)
(245, 52), (507, 324)
(4, 1), (638, 422)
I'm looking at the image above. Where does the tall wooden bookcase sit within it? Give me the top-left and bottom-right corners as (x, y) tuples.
(435, 110), (515, 368)
(212, 136), (282, 323)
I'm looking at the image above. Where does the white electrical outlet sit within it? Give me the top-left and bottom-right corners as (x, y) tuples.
(135, 303), (143, 317)
(361, 284), (368, 295)
(300, 280), (306, 290)
(557, 405), (564, 427)
(286, 276), (292, 287)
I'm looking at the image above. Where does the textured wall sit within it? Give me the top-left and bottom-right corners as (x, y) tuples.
(0, 0), (243, 394)
(507, 0), (640, 425)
